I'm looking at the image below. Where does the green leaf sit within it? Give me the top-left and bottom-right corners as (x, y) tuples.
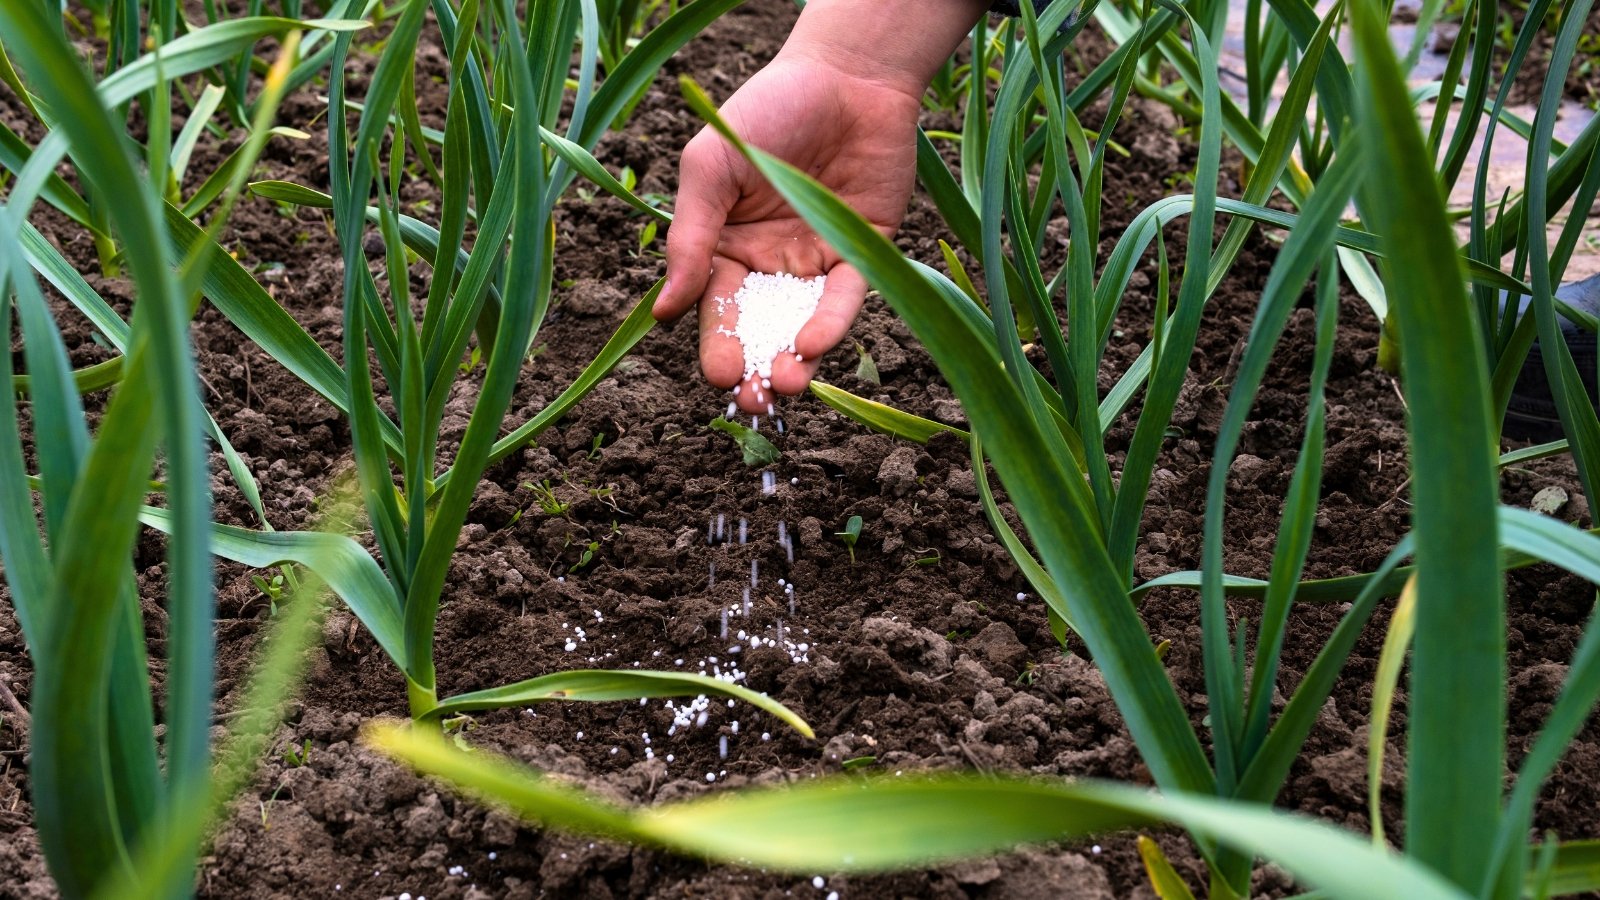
(1351, 0), (1504, 886)
(366, 729), (1471, 900)
(427, 670), (813, 737)
(1537, 840), (1600, 897)
(972, 437), (1075, 636)
(709, 416), (781, 466)
(808, 380), (968, 444)
(1139, 835), (1199, 900)
(138, 508), (407, 672)
(541, 126), (671, 224)
(1368, 576), (1416, 847)
(854, 342), (881, 385)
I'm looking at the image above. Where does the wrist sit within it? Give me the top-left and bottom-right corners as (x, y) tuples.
(776, 0), (989, 99)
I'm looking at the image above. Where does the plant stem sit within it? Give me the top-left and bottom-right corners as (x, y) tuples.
(407, 677), (438, 720)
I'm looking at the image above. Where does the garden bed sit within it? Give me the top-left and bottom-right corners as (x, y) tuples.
(2, 2), (1598, 898)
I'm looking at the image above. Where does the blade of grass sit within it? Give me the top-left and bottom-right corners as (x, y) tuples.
(439, 283), (661, 486)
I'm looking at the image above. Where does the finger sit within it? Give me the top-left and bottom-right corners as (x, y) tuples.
(767, 349), (821, 399)
(793, 263), (869, 361)
(698, 257), (751, 391)
(734, 372), (777, 416)
(657, 132), (738, 322)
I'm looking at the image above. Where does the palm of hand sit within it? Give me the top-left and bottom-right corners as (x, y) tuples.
(714, 63), (917, 271)
(659, 59), (922, 411)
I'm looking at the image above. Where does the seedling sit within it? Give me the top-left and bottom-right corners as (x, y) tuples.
(441, 714), (477, 751)
(637, 219), (660, 254)
(526, 480), (570, 518)
(709, 416), (780, 466)
(259, 784), (287, 830)
(251, 571), (288, 616)
(281, 739), (312, 768)
(569, 540), (600, 574)
(836, 515), (863, 565)
(854, 342), (880, 385)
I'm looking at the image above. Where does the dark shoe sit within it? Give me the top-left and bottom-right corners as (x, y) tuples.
(1504, 272), (1600, 442)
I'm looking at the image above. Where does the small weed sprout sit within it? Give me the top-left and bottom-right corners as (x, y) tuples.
(570, 540), (601, 574)
(836, 515), (863, 565)
(282, 739), (312, 768)
(526, 480), (570, 517)
(250, 572), (288, 616)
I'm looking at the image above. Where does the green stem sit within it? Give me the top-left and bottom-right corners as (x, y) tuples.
(407, 676), (438, 720)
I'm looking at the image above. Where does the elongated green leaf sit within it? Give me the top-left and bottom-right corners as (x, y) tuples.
(1368, 577), (1415, 847)
(0, 2), (216, 892)
(0, 268), (52, 641)
(180, 126), (308, 218)
(1351, 0), (1503, 886)
(1485, 508), (1600, 894)
(169, 84), (225, 188)
(972, 437), (1074, 635)
(160, 202), (404, 452)
(11, 355), (126, 396)
(369, 722), (639, 835)
(1235, 538), (1415, 806)
(138, 508), (406, 671)
(15, 17), (367, 208)
(570, 0), (746, 152)
(1518, 0), (1600, 508)
(0, 120), (94, 228)
(400, 0), (550, 713)
(1103, 7), (1233, 803)
(1208, 152), (1355, 773)
(369, 727), (1469, 900)
(1538, 841), (1600, 897)
(437, 286), (660, 488)
(541, 126), (671, 224)
(1241, 256), (1339, 760)
(98, 580), (327, 900)
(428, 670), (813, 737)
(808, 381), (967, 444)
(1139, 835), (1199, 900)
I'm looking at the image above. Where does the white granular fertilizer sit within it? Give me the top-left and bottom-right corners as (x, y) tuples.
(716, 271), (825, 381)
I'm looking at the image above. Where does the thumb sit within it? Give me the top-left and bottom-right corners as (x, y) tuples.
(656, 132), (738, 322)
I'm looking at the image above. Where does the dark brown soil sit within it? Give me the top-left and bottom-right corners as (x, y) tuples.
(3, 3), (1599, 899)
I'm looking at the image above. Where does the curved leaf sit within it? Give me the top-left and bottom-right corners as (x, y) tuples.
(809, 381), (969, 444)
(138, 508), (406, 672)
(368, 726), (1470, 900)
(428, 670), (813, 738)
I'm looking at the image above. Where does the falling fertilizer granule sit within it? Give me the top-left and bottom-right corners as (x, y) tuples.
(717, 271), (826, 381)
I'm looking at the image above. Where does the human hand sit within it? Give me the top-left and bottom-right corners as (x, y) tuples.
(653, 58), (921, 414)
(653, 0), (986, 414)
